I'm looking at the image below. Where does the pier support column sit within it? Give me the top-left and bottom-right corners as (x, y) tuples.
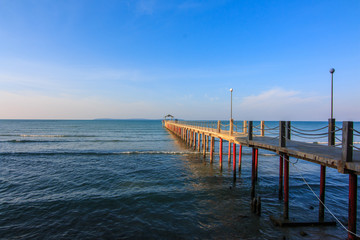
(349, 173), (357, 240)
(233, 143), (236, 180)
(255, 148), (258, 181)
(342, 121), (356, 239)
(197, 133), (200, 152)
(210, 137), (214, 163)
(319, 118), (335, 221)
(193, 132), (197, 151)
(191, 131), (194, 147)
(219, 138), (223, 169)
(206, 135), (209, 151)
(203, 134), (206, 158)
(238, 145), (242, 173)
(284, 154), (289, 220)
(319, 165), (326, 221)
(190, 130), (193, 147)
(188, 130), (191, 146)
(228, 141), (231, 163)
(279, 154), (283, 200)
(188, 130), (190, 145)
(251, 148), (258, 199)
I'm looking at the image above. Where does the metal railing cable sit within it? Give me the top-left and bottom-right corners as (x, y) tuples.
(351, 145), (360, 151)
(291, 125), (328, 132)
(252, 124), (261, 130)
(334, 127), (343, 132)
(286, 157), (360, 238)
(290, 128), (328, 136)
(351, 128), (360, 137)
(335, 125), (343, 131)
(234, 122), (244, 132)
(290, 132), (328, 140)
(263, 124), (279, 131)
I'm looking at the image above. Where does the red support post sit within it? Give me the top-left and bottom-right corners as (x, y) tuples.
(219, 138), (223, 169)
(251, 148), (257, 199)
(348, 173), (357, 240)
(284, 154), (289, 220)
(197, 133), (200, 152)
(279, 154), (283, 200)
(193, 132), (197, 150)
(210, 137), (214, 163)
(203, 134), (206, 158)
(238, 145), (242, 172)
(252, 148), (256, 184)
(255, 148), (258, 181)
(228, 141), (231, 163)
(319, 165), (326, 221)
(233, 143), (236, 179)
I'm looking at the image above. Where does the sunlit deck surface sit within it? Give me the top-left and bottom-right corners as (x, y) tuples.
(168, 122), (360, 174)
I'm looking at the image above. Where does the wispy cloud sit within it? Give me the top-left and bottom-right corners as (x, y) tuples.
(237, 88), (328, 120)
(135, 0), (157, 15)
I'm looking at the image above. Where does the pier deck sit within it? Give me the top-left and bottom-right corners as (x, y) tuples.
(166, 121), (360, 174)
(164, 119), (360, 239)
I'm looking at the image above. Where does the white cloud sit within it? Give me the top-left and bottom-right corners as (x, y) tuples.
(236, 88), (329, 121)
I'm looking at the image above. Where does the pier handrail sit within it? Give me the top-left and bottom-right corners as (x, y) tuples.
(165, 119), (360, 150)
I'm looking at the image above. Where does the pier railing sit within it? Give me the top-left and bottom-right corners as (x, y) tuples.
(172, 120), (356, 146)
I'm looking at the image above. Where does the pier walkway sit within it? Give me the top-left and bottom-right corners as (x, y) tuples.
(164, 119), (360, 239)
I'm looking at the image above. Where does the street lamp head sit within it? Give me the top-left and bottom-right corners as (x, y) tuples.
(329, 68), (335, 74)
(230, 88), (233, 92)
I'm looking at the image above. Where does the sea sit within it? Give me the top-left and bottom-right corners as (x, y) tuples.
(1, 120), (359, 239)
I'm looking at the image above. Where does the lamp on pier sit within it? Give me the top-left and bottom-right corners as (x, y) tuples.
(329, 68), (335, 120)
(230, 88), (233, 120)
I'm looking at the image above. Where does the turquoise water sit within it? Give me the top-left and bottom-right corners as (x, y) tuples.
(0, 120), (359, 239)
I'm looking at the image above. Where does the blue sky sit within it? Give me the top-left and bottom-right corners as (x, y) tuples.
(0, 0), (359, 120)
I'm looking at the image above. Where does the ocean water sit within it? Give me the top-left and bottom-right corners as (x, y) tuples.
(0, 120), (359, 239)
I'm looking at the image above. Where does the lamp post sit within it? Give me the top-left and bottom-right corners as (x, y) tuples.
(330, 68), (335, 120)
(230, 88), (233, 120)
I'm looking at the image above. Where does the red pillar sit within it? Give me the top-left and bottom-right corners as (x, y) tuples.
(251, 148), (256, 199)
(219, 138), (223, 169)
(319, 165), (326, 221)
(348, 173), (357, 240)
(233, 143), (236, 179)
(193, 132), (197, 150)
(284, 154), (289, 220)
(255, 148), (258, 181)
(197, 133), (200, 152)
(238, 145), (242, 172)
(210, 137), (214, 163)
(228, 142), (231, 163)
(251, 148), (256, 184)
(279, 154), (283, 200)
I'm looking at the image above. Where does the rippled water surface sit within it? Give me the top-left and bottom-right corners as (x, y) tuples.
(1, 120), (359, 239)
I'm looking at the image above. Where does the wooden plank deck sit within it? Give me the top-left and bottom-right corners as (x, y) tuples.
(167, 122), (360, 175)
